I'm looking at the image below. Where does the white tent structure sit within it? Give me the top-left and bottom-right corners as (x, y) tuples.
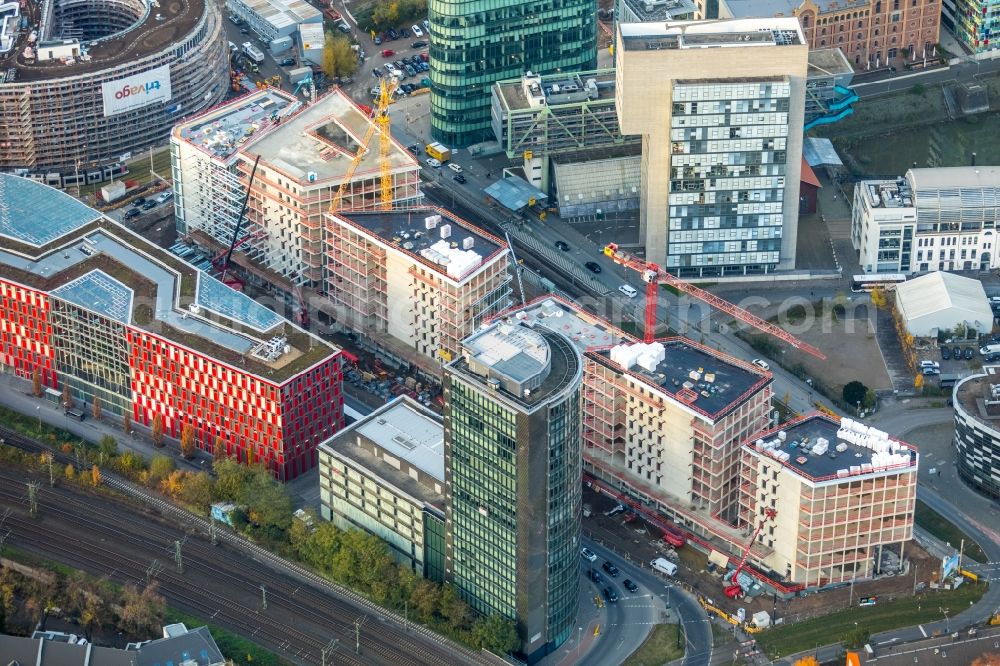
(894, 271), (994, 337)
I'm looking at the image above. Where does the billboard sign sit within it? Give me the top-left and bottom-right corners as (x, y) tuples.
(942, 553), (960, 579)
(102, 64), (172, 117)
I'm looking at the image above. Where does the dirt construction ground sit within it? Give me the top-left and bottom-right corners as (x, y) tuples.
(582, 487), (938, 625)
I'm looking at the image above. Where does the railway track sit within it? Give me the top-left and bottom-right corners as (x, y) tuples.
(0, 427), (482, 666)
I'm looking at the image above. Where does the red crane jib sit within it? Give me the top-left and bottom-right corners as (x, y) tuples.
(603, 244), (827, 360)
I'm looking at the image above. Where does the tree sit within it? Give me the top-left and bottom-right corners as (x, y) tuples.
(841, 625), (870, 649)
(180, 423), (196, 459)
(842, 380), (868, 408)
(160, 470), (185, 498)
(322, 33), (360, 79)
(117, 582), (165, 636)
(64, 464), (75, 480)
(178, 471), (213, 511)
(32, 369), (42, 397)
(870, 286), (889, 309)
(213, 457), (254, 501)
(122, 410), (132, 435)
(971, 653), (1000, 666)
(914, 373), (924, 390)
(470, 614), (519, 654)
(242, 468), (293, 533)
(213, 435), (227, 461)
(793, 658), (820, 666)
(62, 384), (72, 409)
(151, 413), (164, 447)
(863, 388), (877, 410)
(408, 580), (442, 622)
(90, 464), (101, 486)
(149, 455), (175, 485)
(91, 396), (102, 421)
(99, 435), (117, 461)
(372, 1), (400, 26)
(439, 584), (473, 630)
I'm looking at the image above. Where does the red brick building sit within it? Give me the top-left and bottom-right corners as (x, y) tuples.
(0, 175), (342, 480)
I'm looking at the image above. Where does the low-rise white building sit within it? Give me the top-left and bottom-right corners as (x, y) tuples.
(852, 166), (1000, 274)
(226, 0), (321, 43)
(894, 271), (994, 338)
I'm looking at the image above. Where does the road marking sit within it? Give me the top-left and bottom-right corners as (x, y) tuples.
(919, 624), (927, 637)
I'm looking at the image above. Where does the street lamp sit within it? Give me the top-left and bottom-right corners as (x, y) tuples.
(36, 405), (41, 429)
(576, 626), (583, 659)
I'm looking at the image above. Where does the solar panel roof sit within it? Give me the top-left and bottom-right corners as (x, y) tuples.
(0, 175), (100, 246)
(197, 274), (284, 332)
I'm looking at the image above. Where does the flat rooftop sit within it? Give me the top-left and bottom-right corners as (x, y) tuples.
(495, 69), (617, 112)
(174, 89), (300, 162)
(0, 175), (337, 382)
(955, 369), (1000, 427)
(494, 296), (634, 353)
(808, 48), (854, 77)
(619, 18), (804, 50)
(464, 323), (550, 385)
(859, 178), (913, 210)
(722, 0), (868, 16)
(321, 397), (444, 508)
(0, 173), (101, 245)
(450, 323), (581, 412)
(593, 338), (770, 420)
(335, 208), (506, 282)
(244, 88), (419, 184)
(3, 0), (206, 81)
(907, 166), (1000, 192)
(619, 0), (698, 22)
(746, 414), (918, 483)
(238, 0), (320, 31)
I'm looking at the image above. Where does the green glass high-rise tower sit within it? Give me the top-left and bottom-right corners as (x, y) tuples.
(427, 0), (598, 147)
(444, 320), (582, 664)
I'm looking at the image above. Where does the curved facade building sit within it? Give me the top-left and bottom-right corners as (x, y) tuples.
(954, 373), (1000, 499)
(427, 0), (596, 147)
(444, 320), (582, 664)
(0, 0), (228, 182)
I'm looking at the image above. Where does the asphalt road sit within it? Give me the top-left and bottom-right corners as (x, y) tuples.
(0, 429), (486, 666)
(853, 55), (1000, 98)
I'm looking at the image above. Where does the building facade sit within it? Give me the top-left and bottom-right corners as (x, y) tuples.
(953, 371), (1000, 499)
(740, 414), (917, 585)
(615, 19), (808, 275)
(0, 0), (228, 181)
(427, 0), (596, 147)
(0, 175), (342, 480)
(225, 0), (321, 44)
(171, 89), (422, 291)
(444, 321), (582, 664)
(318, 397), (446, 581)
(852, 166), (1000, 274)
(719, 0), (941, 69)
(325, 209), (511, 365)
(944, 0), (1000, 55)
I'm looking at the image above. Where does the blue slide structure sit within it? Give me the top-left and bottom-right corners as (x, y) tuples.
(804, 85), (859, 131)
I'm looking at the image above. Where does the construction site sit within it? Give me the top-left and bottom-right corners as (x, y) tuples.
(0, 0), (229, 180)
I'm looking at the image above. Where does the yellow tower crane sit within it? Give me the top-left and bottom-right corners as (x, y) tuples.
(329, 77), (398, 213)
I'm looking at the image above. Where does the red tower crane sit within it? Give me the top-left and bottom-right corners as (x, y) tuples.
(725, 507), (777, 599)
(602, 243), (826, 360)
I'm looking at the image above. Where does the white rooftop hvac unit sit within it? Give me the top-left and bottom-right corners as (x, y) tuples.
(440, 224), (451, 239)
(462, 236), (475, 249)
(425, 214), (441, 229)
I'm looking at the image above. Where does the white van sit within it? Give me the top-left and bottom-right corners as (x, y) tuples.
(650, 557), (678, 576)
(619, 284), (638, 298)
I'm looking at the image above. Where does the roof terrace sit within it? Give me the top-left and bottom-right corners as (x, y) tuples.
(746, 413), (918, 483)
(619, 18), (804, 51)
(174, 89), (299, 162)
(493, 295), (634, 353)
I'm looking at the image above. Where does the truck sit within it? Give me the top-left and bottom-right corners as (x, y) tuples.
(100, 181), (127, 203)
(650, 557), (678, 577)
(425, 142), (451, 162)
(242, 42), (264, 64)
(980, 343), (1000, 356)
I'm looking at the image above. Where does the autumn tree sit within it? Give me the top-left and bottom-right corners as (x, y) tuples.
(117, 582), (165, 636)
(870, 286), (889, 309)
(180, 423), (196, 459)
(213, 435), (227, 461)
(793, 658), (820, 666)
(122, 410), (132, 435)
(149, 454), (175, 485)
(178, 471), (213, 511)
(64, 464), (76, 480)
(90, 464), (101, 487)
(151, 413), (164, 447)
(91, 396), (102, 421)
(62, 384), (72, 409)
(32, 369), (42, 397)
(914, 373), (924, 390)
(322, 33), (359, 79)
(971, 653), (1000, 666)
(160, 470), (185, 498)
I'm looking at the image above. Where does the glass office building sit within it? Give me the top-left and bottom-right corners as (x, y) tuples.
(427, 0), (597, 147)
(444, 321), (582, 664)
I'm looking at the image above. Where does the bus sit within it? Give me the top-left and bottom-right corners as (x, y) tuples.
(850, 273), (907, 293)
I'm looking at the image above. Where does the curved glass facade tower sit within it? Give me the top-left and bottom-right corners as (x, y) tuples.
(427, 0), (597, 147)
(444, 320), (582, 663)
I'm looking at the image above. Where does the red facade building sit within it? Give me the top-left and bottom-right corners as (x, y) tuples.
(0, 175), (342, 480)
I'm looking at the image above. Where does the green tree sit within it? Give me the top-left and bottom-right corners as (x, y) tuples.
(295, 521), (341, 571)
(149, 454), (175, 485)
(213, 457), (254, 501)
(408, 580), (441, 622)
(178, 471), (213, 511)
(842, 380), (868, 408)
(863, 387), (877, 410)
(241, 467), (293, 532)
(372, 1), (400, 26)
(841, 625), (871, 649)
(99, 434), (117, 461)
(151, 413), (164, 447)
(439, 584), (473, 630)
(470, 613), (519, 654)
(322, 33), (359, 79)
(110, 450), (143, 479)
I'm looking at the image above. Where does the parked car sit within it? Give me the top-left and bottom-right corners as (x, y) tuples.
(383, 63), (395, 73)
(387, 28), (399, 39)
(123, 208), (141, 220)
(407, 144), (420, 154)
(453, 174), (466, 184)
(373, 34), (382, 44)
(400, 26), (411, 37)
(920, 360), (940, 369)
(751, 358), (770, 371)
(404, 64), (416, 77)
(603, 587), (619, 603)
(602, 561), (620, 577)
(412, 24), (424, 37)
(279, 57), (296, 66)
(581, 547), (597, 562)
(419, 61), (429, 71)
(585, 261), (602, 274)
(985, 353), (1000, 362)
(133, 197), (146, 206)
(953, 345), (962, 358)
(422, 19), (430, 31)
(623, 579), (639, 593)
(372, 68), (382, 78)
(964, 347), (975, 360)
(142, 200), (158, 210)
(922, 367), (941, 376)
(381, 49), (395, 57)
(425, 158), (441, 168)
(555, 240), (570, 251)
(941, 347), (951, 360)
(419, 51), (429, 61)
(590, 569), (604, 584)
(411, 40), (427, 48)
(393, 59), (405, 70)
